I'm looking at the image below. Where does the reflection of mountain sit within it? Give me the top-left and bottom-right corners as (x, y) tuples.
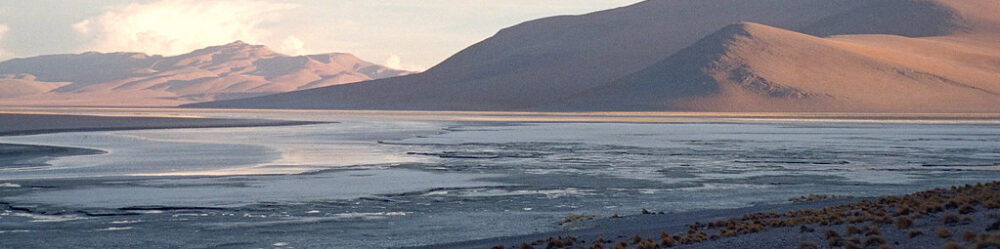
(190, 0), (1000, 112)
(0, 41), (411, 106)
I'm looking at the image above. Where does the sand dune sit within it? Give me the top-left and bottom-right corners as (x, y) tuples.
(546, 22), (1000, 112)
(186, 0), (1000, 112)
(0, 41), (411, 106)
(0, 74), (69, 98)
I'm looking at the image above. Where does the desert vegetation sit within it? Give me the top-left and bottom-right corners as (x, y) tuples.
(494, 182), (1000, 249)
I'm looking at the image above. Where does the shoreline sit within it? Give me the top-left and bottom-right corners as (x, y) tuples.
(410, 183), (1000, 249)
(0, 113), (328, 137)
(2, 107), (999, 125)
(0, 143), (106, 169)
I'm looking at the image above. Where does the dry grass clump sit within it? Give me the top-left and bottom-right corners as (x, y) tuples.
(789, 194), (854, 203)
(863, 235), (888, 248)
(962, 230), (977, 242)
(896, 216), (914, 229)
(973, 233), (1000, 248)
(942, 241), (966, 249)
(559, 215), (596, 226)
(825, 229), (843, 247)
(636, 239), (657, 249)
(943, 213), (962, 225)
(797, 241), (820, 249)
(938, 227), (953, 239)
(959, 204), (976, 214)
(611, 241), (627, 249)
(659, 231), (675, 248)
(846, 225), (861, 236)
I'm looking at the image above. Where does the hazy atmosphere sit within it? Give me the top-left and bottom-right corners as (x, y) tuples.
(0, 0), (641, 70)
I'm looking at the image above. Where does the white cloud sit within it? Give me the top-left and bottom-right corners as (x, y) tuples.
(72, 20), (90, 34)
(280, 35), (307, 56)
(0, 24), (9, 60)
(73, 0), (298, 56)
(384, 54), (427, 72)
(384, 54), (402, 69)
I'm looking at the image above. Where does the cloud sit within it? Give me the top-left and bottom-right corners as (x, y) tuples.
(384, 54), (427, 72)
(384, 54), (402, 69)
(0, 24), (9, 60)
(73, 0), (298, 56)
(280, 35), (306, 56)
(71, 20), (90, 34)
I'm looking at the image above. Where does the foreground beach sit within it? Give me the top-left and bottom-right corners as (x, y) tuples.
(415, 182), (1000, 249)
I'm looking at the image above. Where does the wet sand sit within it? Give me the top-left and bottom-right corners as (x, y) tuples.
(0, 143), (105, 168)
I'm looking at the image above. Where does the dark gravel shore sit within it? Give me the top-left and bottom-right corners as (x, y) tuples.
(409, 183), (1000, 249)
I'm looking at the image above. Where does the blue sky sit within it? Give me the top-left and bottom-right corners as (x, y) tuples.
(0, 0), (642, 70)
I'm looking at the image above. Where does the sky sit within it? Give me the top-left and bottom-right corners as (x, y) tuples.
(0, 0), (643, 71)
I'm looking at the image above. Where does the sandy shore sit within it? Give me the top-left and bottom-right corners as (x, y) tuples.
(409, 183), (1000, 249)
(0, 113), (326, 136)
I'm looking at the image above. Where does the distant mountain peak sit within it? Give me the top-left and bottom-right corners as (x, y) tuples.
(195, 40), (275, 55)
(0, 41), (414, 106)
(228, 40), (249, 46)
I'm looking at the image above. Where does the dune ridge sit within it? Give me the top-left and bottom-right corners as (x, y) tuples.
(546, 21), (1000, 112)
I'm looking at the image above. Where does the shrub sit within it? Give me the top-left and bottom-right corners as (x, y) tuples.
(863, 235), (887, 247)
(825, 229), (841, 239)
(637, 239), (657, 249)
(908, 229), (924, 238)
(959, 204), (976, 214)
(847, 226), (861, 236)
(546, 238), (564, 249)
(798, 241), (820, 249)
(944, 213), (962, 225)
(611, 242), (627, 249)
(942, 241), (966, 249)
(897, 217), (914, 229)
(659, 232), (674, 247)
(866, 226), (881, 236)
(938, 227), (953, 239)
(963, 230), (976, 242)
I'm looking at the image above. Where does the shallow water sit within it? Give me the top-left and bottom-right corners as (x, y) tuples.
(0, 110), (998, 248)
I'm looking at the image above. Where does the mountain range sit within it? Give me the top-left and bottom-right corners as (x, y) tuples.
(0, 41), (411, 106)
(3, 0), (999, 112)
(188, 0), (1000, 112)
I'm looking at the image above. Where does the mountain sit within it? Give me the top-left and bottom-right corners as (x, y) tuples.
(547, 22), (1000, 112)
(0, 41), (412, 106)
(187, 0), (1000, 112)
